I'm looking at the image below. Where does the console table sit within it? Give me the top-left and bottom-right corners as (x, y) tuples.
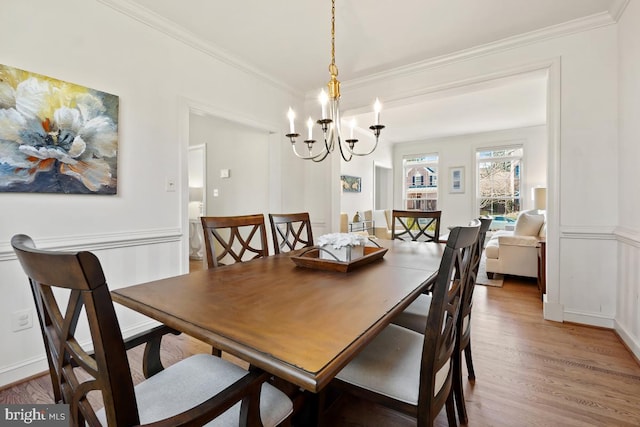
(537, 238), (546, 297)
(348, 220), (374, 234)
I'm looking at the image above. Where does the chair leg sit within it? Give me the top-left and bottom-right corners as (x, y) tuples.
(445, 390), (458, 427)
(464, 342), (475, 381)
(453, 351), (468, 425)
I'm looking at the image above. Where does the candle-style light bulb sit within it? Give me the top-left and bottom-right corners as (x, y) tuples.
(350, 118), (356, 139)
(307, 117), (313, 140)
(287, 107), (295, 134)
(373, 98), (382, 126)
(319, 90), (329, 119)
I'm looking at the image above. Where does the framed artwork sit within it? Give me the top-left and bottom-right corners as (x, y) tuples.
(0, 64), (119, 194)
(341, 175), (361, 193)
(449, 166), (464, 193)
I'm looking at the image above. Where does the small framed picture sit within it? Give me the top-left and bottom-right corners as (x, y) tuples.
(340, 175), (361, 193)
(449, 167), (464, 193)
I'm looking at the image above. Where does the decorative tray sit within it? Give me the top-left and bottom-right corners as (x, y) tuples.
(289, 246), (388, 273)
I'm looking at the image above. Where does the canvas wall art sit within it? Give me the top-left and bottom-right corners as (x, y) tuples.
(341, 175), (361, 193)
(0, 64), (118, 194)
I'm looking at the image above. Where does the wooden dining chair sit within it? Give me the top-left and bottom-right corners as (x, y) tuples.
(391, 209), (442, 242)
(390, 217), (492, 424)
(452, 216), (492, 424)
(268, 212), (314, 254)
(11, 234), (293, 427)
(201, 214), (269, 269)
(331, 221), (480, 427)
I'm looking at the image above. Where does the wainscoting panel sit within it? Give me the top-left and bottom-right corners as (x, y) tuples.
(0, 230), (183, 388)
(615, 228), (640, 361)
(559, 230), (618, 328)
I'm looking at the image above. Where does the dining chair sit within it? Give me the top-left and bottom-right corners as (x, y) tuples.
(390, 217), (492, 424)
(268, 212), (314, 254)
(331, 221), (480, 427)
(452, 216), (492, 424)
(11, 234), (293, 427)
(391, 209), (442, 242)
(201, 214), (269, 269)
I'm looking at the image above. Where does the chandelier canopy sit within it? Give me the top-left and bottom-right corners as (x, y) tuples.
(286, 0), (385, 162)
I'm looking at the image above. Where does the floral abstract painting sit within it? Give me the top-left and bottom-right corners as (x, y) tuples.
(0, 64), (118, 194)
(341, 175), (361, 193)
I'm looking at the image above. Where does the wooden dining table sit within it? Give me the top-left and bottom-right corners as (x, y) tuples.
(111, 239), (444, 393)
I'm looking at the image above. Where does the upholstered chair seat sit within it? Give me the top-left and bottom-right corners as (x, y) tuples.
(96, 354), (292, 426)
(391, 294), (432, 333)
(335, 324), (449, 405)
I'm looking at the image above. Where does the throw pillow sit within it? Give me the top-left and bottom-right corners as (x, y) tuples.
(514, 212), (544, 236)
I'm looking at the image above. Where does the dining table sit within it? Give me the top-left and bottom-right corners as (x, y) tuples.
(111, 239), (444, 393)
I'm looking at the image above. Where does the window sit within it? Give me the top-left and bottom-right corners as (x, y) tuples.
(403, 154), (438, 210)
(476, 147), (522, 224)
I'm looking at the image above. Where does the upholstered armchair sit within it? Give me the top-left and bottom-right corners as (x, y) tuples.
(484, 210), (545, 278)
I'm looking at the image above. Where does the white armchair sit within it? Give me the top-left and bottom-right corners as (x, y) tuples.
(485, 210), (545, 278)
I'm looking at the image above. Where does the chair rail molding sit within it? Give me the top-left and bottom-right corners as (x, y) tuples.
(0, 228), (181, 262)
(615, 226), (640, 247)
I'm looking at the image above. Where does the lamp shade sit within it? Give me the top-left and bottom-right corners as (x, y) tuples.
(533, 187), (546, 210)
(189, 186), (203, 202)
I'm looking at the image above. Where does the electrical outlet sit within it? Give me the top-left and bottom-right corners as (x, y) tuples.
(11, 309), (33, 332)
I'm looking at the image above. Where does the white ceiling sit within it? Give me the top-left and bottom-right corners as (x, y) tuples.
(113, 0), (623, 143)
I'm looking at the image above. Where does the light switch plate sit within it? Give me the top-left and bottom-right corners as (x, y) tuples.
(220, 169), (230, 178)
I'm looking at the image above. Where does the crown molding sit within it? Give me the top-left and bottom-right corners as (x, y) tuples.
(609, 0), (630, 22)
(342, 11), (618, 91)
(97, 0), (622, 102)
(96, 0), (299, 96)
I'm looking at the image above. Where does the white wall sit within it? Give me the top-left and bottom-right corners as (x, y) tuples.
(0, 0), (303, 386)
(392, 126), (547, 231)
(339, 137), (393, 221)
(616, 1), (640, 359)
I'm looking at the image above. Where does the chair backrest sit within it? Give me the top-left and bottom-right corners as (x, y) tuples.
(417, 221), (479, 423)
(11, 234), (139, 427)
(201, 214), (268, 269)
(391, 209), (442, 242)
(340, 213), (348, 233)
(268, 212), (314, 254)
(458, 217), (492, 344)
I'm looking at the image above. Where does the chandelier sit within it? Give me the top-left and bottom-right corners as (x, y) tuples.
(286, 0), (385, 162)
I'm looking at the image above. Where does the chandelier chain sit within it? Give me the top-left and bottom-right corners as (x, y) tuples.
(330, 0), (336, 68)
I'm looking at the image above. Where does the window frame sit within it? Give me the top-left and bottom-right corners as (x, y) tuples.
(475, 146), (524, 223)
(402, 153), (439, 211)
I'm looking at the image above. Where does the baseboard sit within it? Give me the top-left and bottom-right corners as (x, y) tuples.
(563, 310), (615, 328)
(0, 356), (49, 389)
(614, 319), (640, 363)
(543, 298), (563, 322)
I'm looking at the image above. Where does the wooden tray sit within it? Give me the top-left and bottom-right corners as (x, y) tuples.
(290, 246), (388, 273)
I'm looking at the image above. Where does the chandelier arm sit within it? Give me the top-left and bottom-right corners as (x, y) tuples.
(337, 135), (353, 162)
(290, 143), (329, 161)
(312, 148), (332, 163)
(343, 138), (379, 157)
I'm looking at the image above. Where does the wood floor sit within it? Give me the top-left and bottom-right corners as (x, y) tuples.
(2, 272), (640, 426)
